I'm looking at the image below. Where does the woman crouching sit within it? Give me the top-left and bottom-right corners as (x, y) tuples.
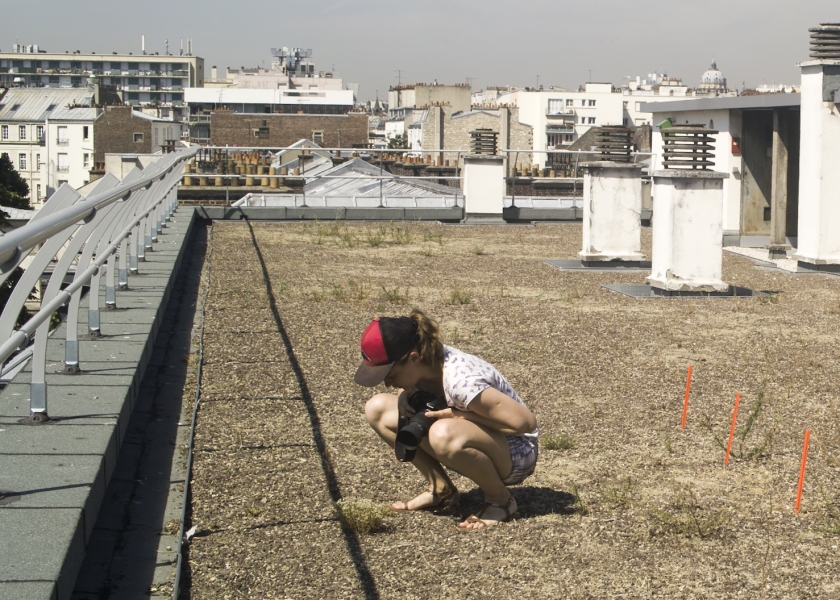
(355, 309), (539, 530)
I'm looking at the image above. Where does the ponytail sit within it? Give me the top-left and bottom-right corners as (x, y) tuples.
(409, 308), (444, 367)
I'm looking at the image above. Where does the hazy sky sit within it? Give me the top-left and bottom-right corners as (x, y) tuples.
(5, 0), (837, 100)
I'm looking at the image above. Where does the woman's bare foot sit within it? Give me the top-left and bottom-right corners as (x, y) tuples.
(459, 495), (517, 530)
(391, 488), (460, 511)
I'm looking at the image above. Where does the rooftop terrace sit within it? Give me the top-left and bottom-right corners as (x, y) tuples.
(183, 219), (840, 598)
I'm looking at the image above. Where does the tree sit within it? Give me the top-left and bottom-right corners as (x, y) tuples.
(387, 133), (409, 150)
(0, 154), (33, 326)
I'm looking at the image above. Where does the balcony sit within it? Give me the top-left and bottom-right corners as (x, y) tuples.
(546, 108), (575, 117)
(546, 125), (575, 134)
(56, 138), (70, 146)
(56, 165), (69, 173)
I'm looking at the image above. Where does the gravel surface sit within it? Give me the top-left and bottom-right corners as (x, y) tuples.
(183, 220), (840, 599)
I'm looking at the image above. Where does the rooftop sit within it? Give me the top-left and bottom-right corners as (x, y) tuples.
(0, 87), (93, 122)
(185, 221), (840, 598)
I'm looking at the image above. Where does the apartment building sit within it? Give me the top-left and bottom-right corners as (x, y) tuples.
(0, 87), (95, 205)
(386, 83), (472, 145)
(46, 106), (99, 192)
(0, 45), (203, 122)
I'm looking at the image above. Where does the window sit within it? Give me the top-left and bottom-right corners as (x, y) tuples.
(36, 184), (41, 200)
(36, 125), (44, 139)
(36, 153), (40, 166)
(134, 133), (144, 142)
(82, 126), (89, 140)
(565, 134), (574, 142)
(57, 153), (69, 172)
(588, 117), (596, 124)
(588, 100), (596, 107)
(548, 99), (564, 114)
(57, 126), (68, 144)
(1, 125), (7, 140)
(623, 101), (629, 109)
(19, 125), (26, 140)
(58, 180), (68, 188)
(312, 130), (324, 144)
(581, 99), (586, 107)
(83, 153), (90, 168)
(19, 153), (26, 170)
(565, 99), (573, 107)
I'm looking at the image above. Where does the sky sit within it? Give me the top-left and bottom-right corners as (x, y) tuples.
(5, 0), (837, 100)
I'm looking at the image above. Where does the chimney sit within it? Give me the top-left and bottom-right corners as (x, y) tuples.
(211, 66), (217, 79)
(142, 35), (146, 55)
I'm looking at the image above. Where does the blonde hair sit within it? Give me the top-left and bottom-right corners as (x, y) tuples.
(409, 308), (444, 367)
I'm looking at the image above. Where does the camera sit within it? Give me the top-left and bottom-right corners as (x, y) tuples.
(394, 390), (448, 462)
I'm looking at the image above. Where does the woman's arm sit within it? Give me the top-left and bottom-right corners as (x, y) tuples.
(426, 387), (536, 435)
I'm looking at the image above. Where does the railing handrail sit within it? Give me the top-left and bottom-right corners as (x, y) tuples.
(0, 147), (197, 269)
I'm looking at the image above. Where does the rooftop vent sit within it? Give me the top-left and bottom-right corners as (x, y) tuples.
(469, 128), (498, 155)
(593, 126), (633, 162)
(661, 125), (717, 170)
(809, 23), (840, 60)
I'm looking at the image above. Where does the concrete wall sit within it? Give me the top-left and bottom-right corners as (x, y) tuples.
(796, 64), (840, 262)
(209, 112), (368, 148)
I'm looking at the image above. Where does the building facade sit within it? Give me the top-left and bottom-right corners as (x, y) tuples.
(0, 87), (95, 205)
(0, 46), (203, 122)
(45, 106), (98, 192)
(208, 112), (369, 148)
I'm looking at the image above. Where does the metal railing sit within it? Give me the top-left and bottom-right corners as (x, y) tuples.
(0, 145), (196, 424)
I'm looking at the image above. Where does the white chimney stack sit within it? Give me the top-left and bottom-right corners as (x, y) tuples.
(142, 35), (146, 55)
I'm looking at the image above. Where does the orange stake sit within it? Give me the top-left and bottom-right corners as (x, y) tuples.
(795, 430), (811, 514)
(725, 392), (741, 465)
(681, 365), (693, 429)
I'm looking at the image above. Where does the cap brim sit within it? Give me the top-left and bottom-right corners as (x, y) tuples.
(354, 361), (394, 387)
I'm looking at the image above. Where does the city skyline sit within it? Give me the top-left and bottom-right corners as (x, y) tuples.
(3, 0), (837, 100)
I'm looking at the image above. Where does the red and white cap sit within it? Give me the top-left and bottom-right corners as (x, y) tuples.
(354, 316), (418, 387)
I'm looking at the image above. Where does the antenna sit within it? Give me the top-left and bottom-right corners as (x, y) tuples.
(165, 39), (169, 56)
(188, 39), (192, 56)
(588, 69), (593, 83)
(395, 69), (405, 85)
(180, 38), (184, 56)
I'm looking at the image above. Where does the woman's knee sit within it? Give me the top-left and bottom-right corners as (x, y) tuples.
(364, 393), (395, 426)
(427, 419), (463, 456)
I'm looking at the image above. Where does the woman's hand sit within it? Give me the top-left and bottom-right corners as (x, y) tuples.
(423, 407), (466, 420)
(397, 388), (416, 418)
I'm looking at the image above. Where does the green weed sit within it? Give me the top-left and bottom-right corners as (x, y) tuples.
(447, 288), (473, 305)
(542, 434), (577, 450)
(335, 498), (390, 534)
(390, 223), (415, 245)
(381, 285), (410, 304)
(645, 485), (731, 538)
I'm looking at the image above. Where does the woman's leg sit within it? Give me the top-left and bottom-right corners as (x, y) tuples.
(364, 393), (458, 509)
(422, 418), (515, 529)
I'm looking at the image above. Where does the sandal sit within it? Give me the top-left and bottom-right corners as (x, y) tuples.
(391, 489), (460, 512)
(460, 496), (517, 529)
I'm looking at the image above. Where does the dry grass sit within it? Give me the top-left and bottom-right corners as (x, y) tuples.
(185, 221), (840, 600)
(334, 498), (391, 533)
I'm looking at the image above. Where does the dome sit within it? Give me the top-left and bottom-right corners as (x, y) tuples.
(701, 60), (726, 86)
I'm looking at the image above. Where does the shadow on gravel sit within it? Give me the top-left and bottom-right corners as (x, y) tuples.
(244, 219), (381, 600)
(457, 486), (578, 520)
